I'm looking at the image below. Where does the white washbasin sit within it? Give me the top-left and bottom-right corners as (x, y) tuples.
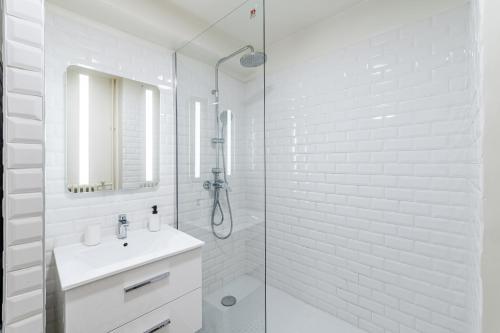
(54, 225), (204, 291)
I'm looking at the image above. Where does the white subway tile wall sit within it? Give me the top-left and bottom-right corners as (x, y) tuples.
(254, 5), (478, 333)
(3, 0), (45, 331)
(44, 6), (175, 332)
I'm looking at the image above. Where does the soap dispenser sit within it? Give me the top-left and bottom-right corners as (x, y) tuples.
(149, 205), (160, 232)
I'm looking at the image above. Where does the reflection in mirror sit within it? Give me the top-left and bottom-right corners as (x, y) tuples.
(66, 66), (160, 193)
(117, 79), (160, 190)
(66, 67), (115, 192)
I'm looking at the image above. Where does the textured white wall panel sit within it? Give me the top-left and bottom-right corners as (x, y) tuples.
(5, 16), (43, 47)
(6, 41), (43, 71)
(4, 290), (43, 324)
(7, 169), (43, 193)
(6, 143), (42, 169)
(5, 0), (43, 23)
(7, 93), (42, 120)
(6, 266), (43, 298)
(7, 217), (43, 246)
(2, 0), (45, 331)
(6, 68), (42, 96)
(6, 314), (44, 333)
(7, 117), (43, 143)
(7, 194), (43, 226)
(6, 242), (43, 271)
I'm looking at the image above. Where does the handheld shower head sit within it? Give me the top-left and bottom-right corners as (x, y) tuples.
(219, 110), (233, 126)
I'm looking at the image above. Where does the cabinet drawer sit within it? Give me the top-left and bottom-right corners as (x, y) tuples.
(62, 248), (201, 333)
(111, 288), (202, 333)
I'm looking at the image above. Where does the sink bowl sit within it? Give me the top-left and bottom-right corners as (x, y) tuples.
(54, 225), (204, 291)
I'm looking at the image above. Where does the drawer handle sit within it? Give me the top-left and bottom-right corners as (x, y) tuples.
(124, 272), (170, 293)
(144, 319), (171, 333)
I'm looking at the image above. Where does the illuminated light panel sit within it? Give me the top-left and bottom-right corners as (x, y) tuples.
(79, 74), (90, 185)
(145, 89), (153, 182)
(194, 101), (201, 178)
(227, 110), (232, 176)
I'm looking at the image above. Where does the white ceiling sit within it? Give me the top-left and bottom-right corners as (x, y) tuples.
(264, 0), (366, 45)
(47, 0), (365, 55)
(170, 0), (366, 46)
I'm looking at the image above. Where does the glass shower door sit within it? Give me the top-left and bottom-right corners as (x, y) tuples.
(174, 1), (265, 332)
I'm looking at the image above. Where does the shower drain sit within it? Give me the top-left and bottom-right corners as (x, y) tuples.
(221, 295), (237, 307)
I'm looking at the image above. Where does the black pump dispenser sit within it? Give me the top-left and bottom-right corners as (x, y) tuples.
(152, 205), (158, 214)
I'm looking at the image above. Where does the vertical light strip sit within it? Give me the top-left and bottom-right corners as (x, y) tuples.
(227, 110), (232, 176)
(145, 89), (153, 182)
(79, 74), (90, 185)
(194, 101), (201, 178)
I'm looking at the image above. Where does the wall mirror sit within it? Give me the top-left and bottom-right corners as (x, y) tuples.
(65, 66), (160, 193)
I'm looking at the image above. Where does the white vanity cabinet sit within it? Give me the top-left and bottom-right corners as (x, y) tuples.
(54, 227), (204, 333)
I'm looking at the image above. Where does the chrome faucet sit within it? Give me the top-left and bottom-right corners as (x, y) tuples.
(117, 214), (129, 239)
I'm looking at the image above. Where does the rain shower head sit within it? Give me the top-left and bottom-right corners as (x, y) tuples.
(240, 51), (266, 68)
(214, 46), (266, 92)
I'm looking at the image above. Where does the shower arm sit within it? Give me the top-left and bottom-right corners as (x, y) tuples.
(213, 45), (254, 94)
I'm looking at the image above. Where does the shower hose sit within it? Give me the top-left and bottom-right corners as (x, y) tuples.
(210, 123), (234, 240)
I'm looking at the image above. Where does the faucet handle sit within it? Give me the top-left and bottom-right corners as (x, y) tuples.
(118, 214), (128, 225)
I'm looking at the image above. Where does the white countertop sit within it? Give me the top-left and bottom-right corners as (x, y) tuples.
(54, 226), (204, 291)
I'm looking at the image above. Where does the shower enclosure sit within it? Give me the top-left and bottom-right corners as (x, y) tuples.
(175, 1), (266, 332)
(175, 1), (481, 333)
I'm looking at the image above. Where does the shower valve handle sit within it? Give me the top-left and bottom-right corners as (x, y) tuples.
(213, 180), (226, 190)
(203, 180), (230, 191)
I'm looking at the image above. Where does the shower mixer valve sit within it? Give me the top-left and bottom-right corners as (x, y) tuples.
(203, 179), (229, 191)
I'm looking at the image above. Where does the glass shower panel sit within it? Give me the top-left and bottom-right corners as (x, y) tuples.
(175, 1), (265, 332)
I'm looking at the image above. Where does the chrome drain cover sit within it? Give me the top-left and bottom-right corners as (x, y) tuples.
(221, 295), (237, 307)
